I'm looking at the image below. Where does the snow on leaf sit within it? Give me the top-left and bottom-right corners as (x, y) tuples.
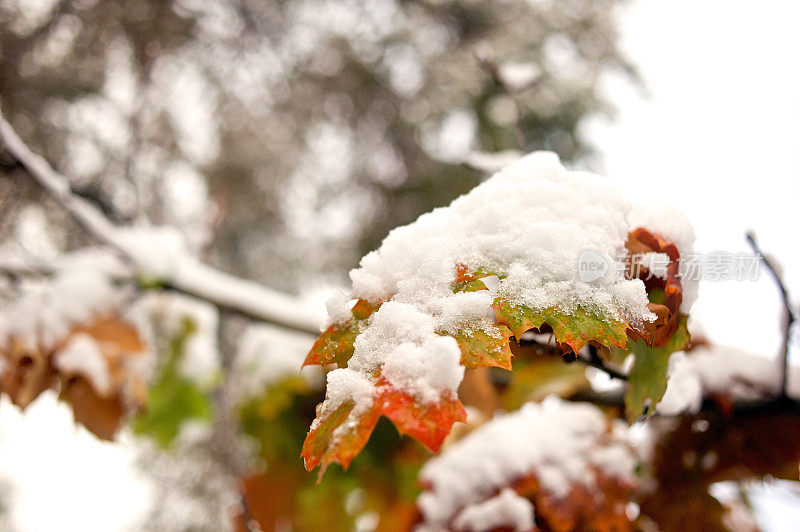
(302, 152), (695, 478)
(302, 399), (373, 478)
(303, 298), (380, 368)
(624, 315), (690, 422)
(492, 297), (629, 354)
(452, 263), (496, 294)
(416, 398), (638, 531)
(0, 314), (149, 440)
(447, 325), (514, 370)
(513, 470), (633, 532)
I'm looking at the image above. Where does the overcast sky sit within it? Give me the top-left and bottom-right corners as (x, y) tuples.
(2, 1), (799, 530)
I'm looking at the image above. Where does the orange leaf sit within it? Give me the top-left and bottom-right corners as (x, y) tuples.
(302, 385), (466, 479)
(233, 465), (304, 532)
(379, 387), (467, 452)
(0, 339), (56, 408)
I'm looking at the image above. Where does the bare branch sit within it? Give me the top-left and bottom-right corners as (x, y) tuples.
(745, 231), (796, 399)
(0, 107), (321, 335)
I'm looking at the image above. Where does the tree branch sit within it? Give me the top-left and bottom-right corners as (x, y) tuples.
(745, 231), (796, 399)
(0, 107), (321, 336)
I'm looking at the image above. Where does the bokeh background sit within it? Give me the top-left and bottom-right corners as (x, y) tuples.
(0, 0), (798, 530)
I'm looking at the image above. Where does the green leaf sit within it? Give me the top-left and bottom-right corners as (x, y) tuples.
(492, 297), (629, 353)
(446, 325), (514, 370)
(133, 317), (213, 447)
(624, 315), (690, 422)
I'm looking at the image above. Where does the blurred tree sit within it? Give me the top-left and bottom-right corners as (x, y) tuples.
(0, 0), (635, 292)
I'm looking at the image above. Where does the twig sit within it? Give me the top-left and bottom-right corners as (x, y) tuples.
(582, 344), (628, 381)
(516, 336), (628, 382)
(0, 106), (321, 335)
(745, 231), (796, 399)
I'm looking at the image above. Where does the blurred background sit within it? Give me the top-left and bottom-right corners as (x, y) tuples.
(0, 0), (798, 530)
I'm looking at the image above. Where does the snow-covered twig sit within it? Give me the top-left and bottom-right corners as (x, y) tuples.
(745, 231), (796, 399)
(0, 110), (130, 257)
(0, 108), (321, 335)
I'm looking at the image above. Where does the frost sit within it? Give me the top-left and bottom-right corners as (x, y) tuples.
(417, 397), (637, 527)
(53, 333), (111, 395)
(452, 488), (535, 532)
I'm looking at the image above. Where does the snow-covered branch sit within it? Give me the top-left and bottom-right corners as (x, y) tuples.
(0, 109), (321, 336)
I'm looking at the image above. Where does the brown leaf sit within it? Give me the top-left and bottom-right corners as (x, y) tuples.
(625, 228), (683, 347)
(0, 313), (148, 439)
(515, 470), (634, 532)
(0, 339), (56, 408)
(59, 377), (126, 441)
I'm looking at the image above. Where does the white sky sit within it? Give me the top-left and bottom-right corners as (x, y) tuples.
(587, 0), (800, 360)
(1, 0), (800, 530)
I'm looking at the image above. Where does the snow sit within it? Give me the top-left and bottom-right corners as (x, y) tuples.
(417, 397), (637, 528)
(380, 334), (463, 404)
(116, 226), (191, 279)
(0, 252), (121, 350)
(53, 333), (112, 395)
(321, 151), (696, 419)
(0, 393), (152, 532)
(234, 324), (318, 397)
(451, 488), (535, 532)
(465, 150), (523, 174)
(657, 343), (800, 415)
